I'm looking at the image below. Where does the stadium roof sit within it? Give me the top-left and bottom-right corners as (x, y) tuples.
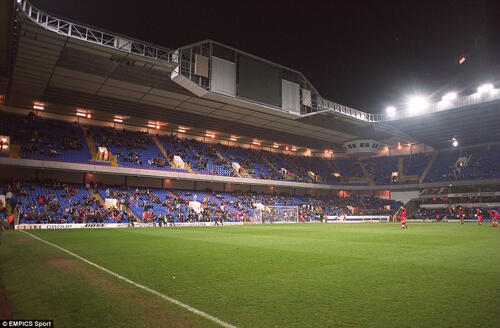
(3, 0), (499, 152)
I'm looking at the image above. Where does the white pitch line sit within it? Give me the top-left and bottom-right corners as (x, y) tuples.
(19, 230), (236, 328)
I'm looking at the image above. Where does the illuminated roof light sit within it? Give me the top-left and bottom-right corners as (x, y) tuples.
(33, 102), (45, 110)
(291, 147), (297, 151)
(230, 137), (237, 142)
(76, 112), (86, 117)
(407, 96), (429, 114)
(386, 106), (396, 118)
(477, 83), (494, 94)
(113, 118), (123, 123)
(205, 133), (215, 139)
(178, 128), (186, 133)
(252, 140), (261, 146)
(147, 124), (156, 128)
(442, 92), (457, 102)
(273, 144), (279, 149)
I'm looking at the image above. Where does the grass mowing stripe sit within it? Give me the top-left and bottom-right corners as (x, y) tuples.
(19, 230), (237, 328)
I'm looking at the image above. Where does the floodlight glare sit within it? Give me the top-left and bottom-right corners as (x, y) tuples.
(477, 83), (494, 94)
(408, 96), (428, 114)
(386, 106), (396, 118)
(452, 140), (458, 147)
(442, 92), (457, 102)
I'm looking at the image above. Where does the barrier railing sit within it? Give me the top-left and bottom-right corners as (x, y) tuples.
(17, 0), (178, 64)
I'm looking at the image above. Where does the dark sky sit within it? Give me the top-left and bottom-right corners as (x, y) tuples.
(31, 0), (500, 113)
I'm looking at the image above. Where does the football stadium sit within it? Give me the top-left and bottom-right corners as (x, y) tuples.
(0, 1), (499, 327)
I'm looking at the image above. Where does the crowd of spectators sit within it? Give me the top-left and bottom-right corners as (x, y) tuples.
(3, 110), (500, 186)
(1, 180), (129, 224)
(1, 180), (403, 225)
(0, 111), (84, 160)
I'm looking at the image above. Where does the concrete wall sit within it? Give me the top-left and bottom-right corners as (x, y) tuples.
(0, 166), (37, 180)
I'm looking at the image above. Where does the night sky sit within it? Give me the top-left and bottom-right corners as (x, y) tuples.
(31, 0), (500, 114)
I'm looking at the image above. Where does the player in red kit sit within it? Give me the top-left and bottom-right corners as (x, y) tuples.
(399, 206), (407, 229)
(489, 210), (499, 228)
(457, 207), (466, 224)
(476, 208), (483, 225)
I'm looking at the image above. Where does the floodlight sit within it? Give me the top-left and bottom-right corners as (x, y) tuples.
(477, 83), (494, 94)
(408, 96), (428, 114)
(442, 92), (457, 102)
(386, 106), (396, 118)
(452, 137), (458, 147)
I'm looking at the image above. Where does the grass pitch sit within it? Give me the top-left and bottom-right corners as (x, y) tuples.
(1, 223), (499, 327)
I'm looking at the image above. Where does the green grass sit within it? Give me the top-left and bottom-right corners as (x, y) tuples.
(1, 223), (499, 327)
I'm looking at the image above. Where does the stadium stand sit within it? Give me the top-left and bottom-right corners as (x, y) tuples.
(1, 181), (130, 224)
(3, 110), (500, 188)
(1, 180), (403, 223)
(0, 111), (90, 163)
(1, 0), (499, 234)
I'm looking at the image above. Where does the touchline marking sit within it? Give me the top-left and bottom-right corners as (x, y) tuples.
(20, 230), (236, 328)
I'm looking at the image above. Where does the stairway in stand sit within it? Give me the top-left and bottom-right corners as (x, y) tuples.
(109, 155), (119, 167)
(419, 151), (438, 184)
(151, 136), (176, 168)
(398, 156), (419, 183)
(215, 150), (243, 178)
(262, 155), (281, 176)
(82, 127), (98, 160)
(87, 186), (104, 206)
(207, 194), (247, 219)
(359, 160), (375, 186)
(167, 190), (179, 199)
(240, 166), (252, 179)
(7, 144), (20, 158)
